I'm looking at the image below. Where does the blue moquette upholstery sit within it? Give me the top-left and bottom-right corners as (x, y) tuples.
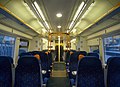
(76, 56), (105, 87)
(87, 52), (99, 58)
(107, 57), (120, 87)
(0, 56), (12, 87)
(69, 51), (87, 86)
(14, 56), (41, 87)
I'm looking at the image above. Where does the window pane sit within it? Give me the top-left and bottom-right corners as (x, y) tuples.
(104, 35), (120, 63)
(0, 34), (15, 58)
(19, 40), (29, 55)
(90, 46), (99, 53)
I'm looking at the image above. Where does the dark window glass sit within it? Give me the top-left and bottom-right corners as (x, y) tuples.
(104, 35), (120, 63)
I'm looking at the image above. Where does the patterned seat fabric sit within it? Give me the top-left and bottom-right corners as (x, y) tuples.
(0, 56), (12, 87)
(78, 51), (87, 56)
(107, 57), (120, 87)
(19, 52), (32, 58)
(14, 56), (41, 87)
(69, 51), (87, 86)
(38, 52), (50, 84)
(69, 52), (80, 79)
(48, 52), (52, 68)
(76, 57), (105, 87)
(87, 52), (99, 58)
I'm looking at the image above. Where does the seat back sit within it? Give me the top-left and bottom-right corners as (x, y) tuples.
(40, 52), (49, 70)
(78, 51), (87, 56)
(0, 56), (12, 87)
(19, 52), (32, 58)
(48, 52), (52, 66)
(107, 57), (120, 87)
(76, 56), (105, 87)
(69, 52), (83, 79)
(14, 56), (41, 87)
(69, 52), (80, 71)
(87, 52), (99, 58)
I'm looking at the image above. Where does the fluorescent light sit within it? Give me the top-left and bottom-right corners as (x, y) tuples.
(32, 2), (50, 29)
(73, 1), (84, 21)
(24, 3), (37, 19)
(45, 21), (50, 29)
(69, 21), (74, 29)
(34, 1), (46, 21)
(57, 25), (61, 28)
(82, 2), (95, 18)
(56, 13), (62, 18)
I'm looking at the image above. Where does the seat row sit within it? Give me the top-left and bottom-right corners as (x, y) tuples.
(0, 51), (52, 87)
(65, 51), (120, 87)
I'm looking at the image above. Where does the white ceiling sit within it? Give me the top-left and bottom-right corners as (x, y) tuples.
(0, 0), (119, 38)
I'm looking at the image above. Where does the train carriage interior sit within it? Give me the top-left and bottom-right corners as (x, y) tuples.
(0, 0), (120, 87)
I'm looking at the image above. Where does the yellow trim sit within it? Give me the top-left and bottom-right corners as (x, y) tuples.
(78, 2), (120, 34)
(55, 43), (63, 46)
(0, 4), (38, 33)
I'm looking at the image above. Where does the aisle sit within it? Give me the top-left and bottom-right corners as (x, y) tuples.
(47, 62), (70, 87)
(47, 77), (70, 87)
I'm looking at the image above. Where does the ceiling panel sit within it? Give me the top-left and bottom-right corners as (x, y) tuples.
(42, 0), (78, 32)
(0, 0), (119, 37)
(0, 14), (38, 36)
(80, 13), (120, 36)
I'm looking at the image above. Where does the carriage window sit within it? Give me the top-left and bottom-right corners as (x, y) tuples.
(104, 35), (120, 63)
(0, 35), (15, 57)
(19, 40), (29, 55)
(90, 46), (99, 53)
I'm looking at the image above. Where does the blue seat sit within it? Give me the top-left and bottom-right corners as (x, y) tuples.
(6, 56), (13, 64)
(19, 49), (26, 55)
(76, 56), (105, 87)
(69, 51), (87, 86)
(47, 52), (52, 71)
(19, 52), (32, 58)
(78, 51), (87, 56)
(69, 52), (79, 78)
(65, 51), (70, 69)
(14, 56), (42, 87)
(0, 56), (12, 87)
(65, 50), (76, 71)
(40, 52), (49, 84)
(28, 51), (50, 84)
(87, 52), (99, 58)
(107, 57), (120, 87)
(106, 57), (113, 65)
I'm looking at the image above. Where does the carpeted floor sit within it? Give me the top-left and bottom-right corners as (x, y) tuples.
(47, 62), (70, 87)
(47, 77), (70, 87)
(53, 62), (66, 71)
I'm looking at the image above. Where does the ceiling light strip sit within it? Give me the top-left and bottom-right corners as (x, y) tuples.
(69, 0), (94, 33)
(73, 1), (85, 21)
(34, 1), (46, 21)
(32, 1), (50, 30)
(69, 21), (74, 29)
(45, 21), (50, 29)
(69, 1), (85, 30)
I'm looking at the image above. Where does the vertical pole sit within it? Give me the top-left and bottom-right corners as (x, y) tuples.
(58, 36), (60, 62)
